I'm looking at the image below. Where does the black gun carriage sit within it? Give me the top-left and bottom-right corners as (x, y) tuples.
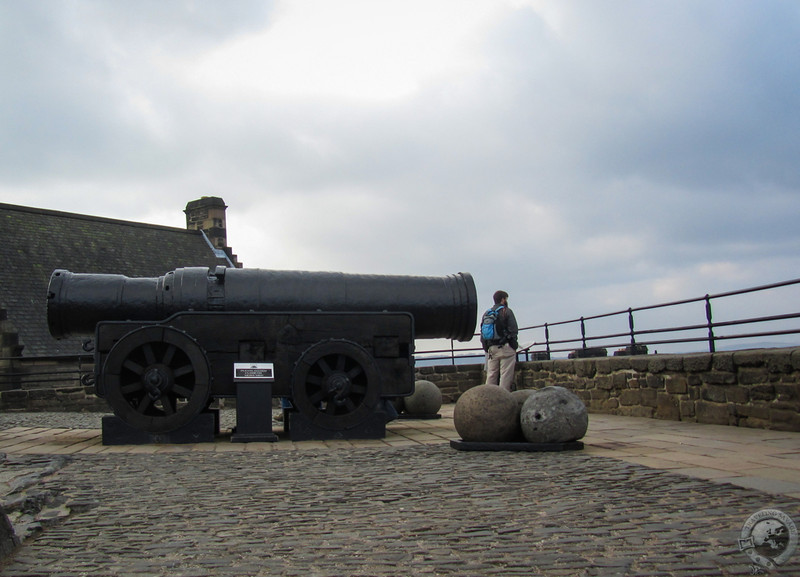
(47, 266), (477, 441)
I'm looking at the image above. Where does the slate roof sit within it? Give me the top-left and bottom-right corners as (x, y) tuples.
(0, 203), (233, 357)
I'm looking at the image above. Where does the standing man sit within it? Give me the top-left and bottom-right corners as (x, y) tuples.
(481, 290), (519, 391)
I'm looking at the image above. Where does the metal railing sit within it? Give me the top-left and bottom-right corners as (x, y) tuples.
(3, 279), (800, 384)
(415, 277), (800, 365)
(0, 355), (93, 390)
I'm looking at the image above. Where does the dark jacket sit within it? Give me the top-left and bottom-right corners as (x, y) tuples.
(500, 306), (519, 350)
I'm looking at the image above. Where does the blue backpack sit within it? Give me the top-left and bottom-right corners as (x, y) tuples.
(480, 305), (505, 342)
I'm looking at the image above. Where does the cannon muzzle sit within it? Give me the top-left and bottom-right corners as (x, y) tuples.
(47, 267), (478, 342)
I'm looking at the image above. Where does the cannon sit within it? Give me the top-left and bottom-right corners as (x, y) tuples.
(47, 266), (477, 440)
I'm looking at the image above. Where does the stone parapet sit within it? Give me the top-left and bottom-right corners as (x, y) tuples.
(4, 348), (798, 431)
(416, 347), (800, 431)
(0, 385), (107, 413)
(416, 363), (484, 404)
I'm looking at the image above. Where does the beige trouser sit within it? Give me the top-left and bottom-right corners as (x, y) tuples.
(485, 343), (517, 391)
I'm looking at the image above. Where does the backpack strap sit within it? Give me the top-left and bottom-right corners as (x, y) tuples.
(492, 305), (506, 342)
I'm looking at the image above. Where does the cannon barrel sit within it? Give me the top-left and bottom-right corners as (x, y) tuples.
(47, 267), (478, 342)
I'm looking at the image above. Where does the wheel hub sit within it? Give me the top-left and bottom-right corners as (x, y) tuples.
(327, 373), (351, 405)
(143, 365), (172, 400)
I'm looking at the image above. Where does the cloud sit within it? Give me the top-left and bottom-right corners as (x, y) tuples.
(186, 0), (502, 103)
(2, 0), (800, 353)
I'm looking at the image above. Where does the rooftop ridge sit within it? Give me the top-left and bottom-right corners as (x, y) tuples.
(0, 202), (194, 235)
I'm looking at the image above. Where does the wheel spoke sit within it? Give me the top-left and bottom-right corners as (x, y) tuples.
(162, 344), (177, 366)
(122, 360), (145, 376)
(335, 355), (346, 372)
(317, 358), (332, 376)
(173, 364), (194, 379)
(161, 396), (176, 415)
(121, 382), (144, 395)
(309, 389), (328, 405)
(136, 395), (153, 414)
(172, 385), (194, 398)
(142, 343), (157, 366)
(346, 366), (364, 380)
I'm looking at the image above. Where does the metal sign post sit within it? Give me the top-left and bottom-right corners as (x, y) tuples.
(231, 363), (279, 442)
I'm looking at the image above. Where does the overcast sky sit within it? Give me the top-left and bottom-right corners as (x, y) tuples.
(2, 0), (799, 354)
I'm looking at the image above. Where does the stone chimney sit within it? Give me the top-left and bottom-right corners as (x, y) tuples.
(184, 197), (241, 267)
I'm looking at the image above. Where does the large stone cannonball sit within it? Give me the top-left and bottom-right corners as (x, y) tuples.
(404, 380), (443, 415)
(520, 386), (588, 444)
(454, 385), (518, 442)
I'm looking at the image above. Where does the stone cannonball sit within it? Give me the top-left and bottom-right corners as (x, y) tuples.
(454, 385), (518, 443)
(520, 386), (588, 444)
(404, 380), (443, 415)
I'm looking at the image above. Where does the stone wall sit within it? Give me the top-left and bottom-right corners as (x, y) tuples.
(4, 348), (799, 431)
(0, 355), (105, 412)
(0, 384), (107, 413)
(416, 347), (800, 432)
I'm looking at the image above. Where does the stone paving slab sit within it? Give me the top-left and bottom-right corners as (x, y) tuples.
(578, 415), (800, 500)
(2, 446), (800, 576)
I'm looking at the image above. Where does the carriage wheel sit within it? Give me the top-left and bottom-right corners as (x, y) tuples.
(292, 340), (381, 431)
(102, 326), (211, 433)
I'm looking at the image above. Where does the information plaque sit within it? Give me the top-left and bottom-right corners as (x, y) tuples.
(233, 363), (275, 382)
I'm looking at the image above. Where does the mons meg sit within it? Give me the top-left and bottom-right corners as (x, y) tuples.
(47, 266), (477, 441)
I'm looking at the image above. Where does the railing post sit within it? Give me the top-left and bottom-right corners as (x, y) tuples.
(580, 317), (587, 349)
(450, 339), (455, 366)
(545, 323), (551, 358)
(705, 295), (716, 353)
(628, 307), (636, 346)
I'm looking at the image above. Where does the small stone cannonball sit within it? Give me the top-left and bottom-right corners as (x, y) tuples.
(404, 380), (443, 415)
(520, 386), (588, 444)
(454, 385), (518, 442)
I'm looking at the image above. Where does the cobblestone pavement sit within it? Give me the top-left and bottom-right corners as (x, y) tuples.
(1, 443), (799, 575)
(2, 412), (800, 576)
